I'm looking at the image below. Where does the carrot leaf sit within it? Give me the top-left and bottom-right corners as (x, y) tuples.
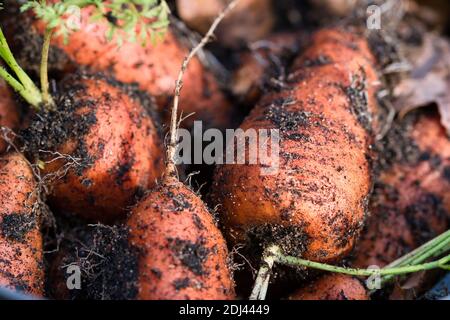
(21, 0), (171, 46)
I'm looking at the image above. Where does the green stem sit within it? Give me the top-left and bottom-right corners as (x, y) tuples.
(40, 28), (54, 108)
(387, 230), (450, 268)
(0, 66), (42, 107)
(380, 230), (450, 286)
(0, 27), (42, 109)
(408, 235), (450, 265)
(65, 0), (97, 7)
(0, 66), (25, 92)
(273, 250), (450, 277)
(250, 232), (450, 300)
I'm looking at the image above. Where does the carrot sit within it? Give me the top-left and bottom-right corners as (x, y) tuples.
(22, 4), (234, 130)
(22, 73), (164, 222)
(289, 274), (369, 300)
(127, 176), (235, 300)
(211, 28), (381, 262)
(177, 0), (275, 47)
(0, 152), (43, 296)
(353, 110), (450, 268)
(0, 80), (20, 153)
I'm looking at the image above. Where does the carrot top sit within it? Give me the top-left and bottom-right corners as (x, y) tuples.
(21, 0), (171, 45)
(0, 0), (170, 110)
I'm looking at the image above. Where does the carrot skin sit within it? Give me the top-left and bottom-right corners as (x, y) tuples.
(128, 177), (235, 300)
(289, 274), (369, 300)
(0, 152), (44, 296)
(211, 29), (381, 262)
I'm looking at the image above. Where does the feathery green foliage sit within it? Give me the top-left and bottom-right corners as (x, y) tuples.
(0, 0), (170, 108)
(21, 0), (170, 45)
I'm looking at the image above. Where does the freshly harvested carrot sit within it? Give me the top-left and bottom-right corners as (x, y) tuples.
(177, 0), (275, 47)
(0, 80), (20, 153)
(289, 274), (369, 300)
(353, 110), (450, 268)
(0, 152), (43, 296)
(211, 28), (381, 262)
(127, 176), (235, 300)
(23, 73), (164, 222)
(24, 5), (233, 130)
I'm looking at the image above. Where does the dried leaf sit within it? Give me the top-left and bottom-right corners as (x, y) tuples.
(401, 271), (427, 290)
(393, 33), (450, 133)
(389, 271), (427, 300)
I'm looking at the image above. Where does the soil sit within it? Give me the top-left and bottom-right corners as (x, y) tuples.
(45, 217), (139, 300)
(0, 212), (37, 243)
(168, 237), (210, 276)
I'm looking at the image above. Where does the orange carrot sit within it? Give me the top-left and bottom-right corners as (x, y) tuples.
(23, 74), (164, 222)
(211, 29), (381, 262)
(289, 274), (369, 300)
(0, 152), (43, 296)
(127, 176), (235, 299)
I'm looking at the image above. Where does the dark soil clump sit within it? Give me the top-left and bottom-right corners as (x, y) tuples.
(46, 220), (140, 300)
(343, 70), (372, 133)
(168, 237), (210, 276)
(0, 213), (37, 243)
(246, 224), (309, 260)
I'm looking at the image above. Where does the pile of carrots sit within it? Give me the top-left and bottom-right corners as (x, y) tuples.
(0, 0), (449, 300)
